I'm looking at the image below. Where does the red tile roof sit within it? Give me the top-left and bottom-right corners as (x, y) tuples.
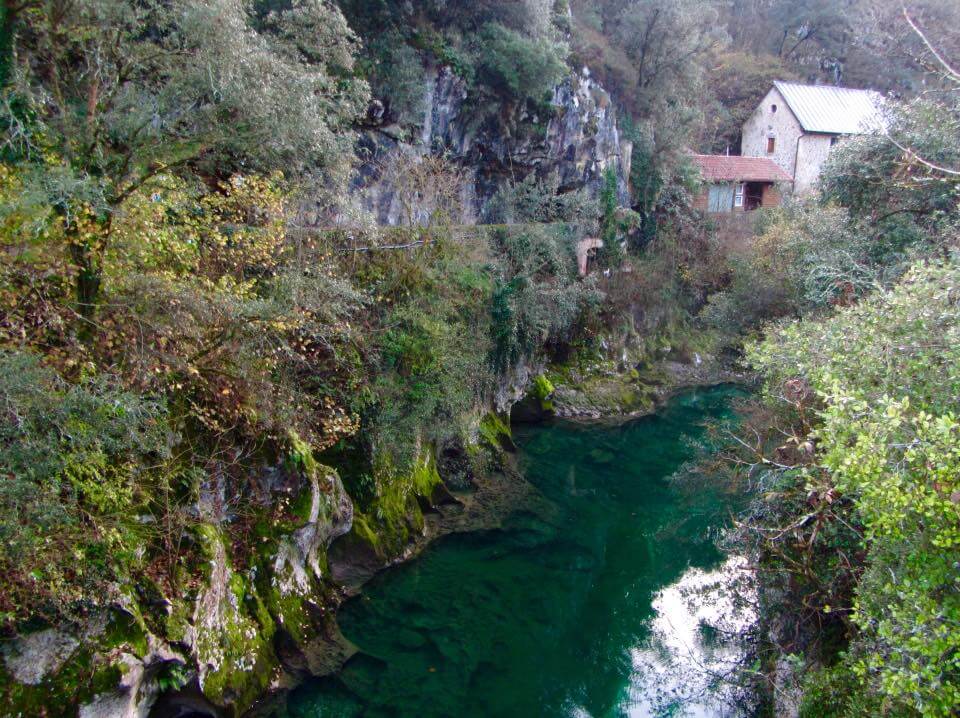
(690, 154), (793, 183)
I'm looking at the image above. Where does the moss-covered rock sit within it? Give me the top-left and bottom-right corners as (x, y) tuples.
(0, 610), (165, 718)
(549, 360), (657, 418)
(477, 412), (514, 450)
(531, 374), (556, 410)
(327, 441), (466, 589)
(192, 525), (278, 713)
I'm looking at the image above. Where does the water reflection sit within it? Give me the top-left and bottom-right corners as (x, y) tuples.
(622, 555), (756, 717)
(279, 387), (754, 718)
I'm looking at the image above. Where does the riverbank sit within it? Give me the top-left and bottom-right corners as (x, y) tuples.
(241, 356), (756, 715)
(266, 386), (755, 717)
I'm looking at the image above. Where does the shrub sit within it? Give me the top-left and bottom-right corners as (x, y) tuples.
(483, 172), (596, 225)
(489, 225), (593, 370)
(0, 352), (170, 625)
(471, 22), (568, 106)
(749, 259), (960, 715)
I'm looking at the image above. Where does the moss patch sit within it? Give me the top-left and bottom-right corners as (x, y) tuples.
(348, 447), (442, 560)
(531, 374), (556, 411)
(478, 412), (512, 450)
(193, 527), (278, 713)
(0, 609), (153, 717)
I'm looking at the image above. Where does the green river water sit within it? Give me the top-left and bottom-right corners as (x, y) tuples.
(281, 386), (753, 718)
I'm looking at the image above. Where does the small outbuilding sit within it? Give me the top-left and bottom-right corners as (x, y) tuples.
(690, 154), (792, 214)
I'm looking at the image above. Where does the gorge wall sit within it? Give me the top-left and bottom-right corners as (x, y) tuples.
(348, 66), (632, 226)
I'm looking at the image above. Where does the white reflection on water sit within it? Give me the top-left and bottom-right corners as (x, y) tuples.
(623, 554), (757, 718)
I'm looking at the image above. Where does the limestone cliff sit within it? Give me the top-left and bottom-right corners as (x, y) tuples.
(349, 66), (632, 226)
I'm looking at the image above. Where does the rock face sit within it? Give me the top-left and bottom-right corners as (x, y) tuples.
(349, 66), (632, 226)
(0, 462), (356, 718)
(2, 628), (80, 685)
(272, 466), (354, 597)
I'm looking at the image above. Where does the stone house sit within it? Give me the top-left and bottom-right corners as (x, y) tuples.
(691, 154), (792, 213)
(742, 81), (884, 194)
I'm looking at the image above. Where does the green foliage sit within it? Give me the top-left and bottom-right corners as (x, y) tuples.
(489, 226), (594, 371)
(356, 237), (494, 471)
(822, 99), (960, 240)
(531, 374), (556, 411)
(336, 0), (569, 128)
(483, 173), (596, 225)
(598, 167), (624, 267)
(0, 352), (169, 625)
(799, 662), (887, 717)
(358, 29), (427, 124)
(749, 259), (960, 715)
(471, 22), (568, 107)
(0, 0), (369, 320)
(531, 374), (556, 402)
(749, 260), (960, 412)
(478, 412), (512, 450)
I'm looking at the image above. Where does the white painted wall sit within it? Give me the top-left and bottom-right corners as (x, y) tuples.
(742, 87), (803, 179)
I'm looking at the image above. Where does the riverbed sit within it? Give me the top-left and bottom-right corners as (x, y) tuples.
(279, 386), (753, 717)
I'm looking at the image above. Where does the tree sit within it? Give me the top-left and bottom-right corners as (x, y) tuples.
(0, 0), (368, 323)
(568, 0), (726, 214)
(598, 167), (624, 267)
(611, 0), (726, 120)
(471, 21), (568, 106)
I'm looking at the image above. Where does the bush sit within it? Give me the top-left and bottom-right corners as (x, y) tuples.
(0, 352), (170, 625)
(489, 225), (593, 370)
(471, 22), (568, 106)
(483, 172), (596, 225)
(749, 259), (960, 715)
(361, 30), (428, 125)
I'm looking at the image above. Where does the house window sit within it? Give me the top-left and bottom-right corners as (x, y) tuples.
(771, 104), (778, 114)
(767, 136), (776, 154)
(830, 136), (839, 147)
(734, 184), (744, 208)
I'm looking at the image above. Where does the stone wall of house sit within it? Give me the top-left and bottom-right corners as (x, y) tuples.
(742, 87), (803, 180)
(794, 133), (835, 194)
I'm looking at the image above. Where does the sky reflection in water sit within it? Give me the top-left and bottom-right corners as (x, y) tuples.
(282, 386), (753, 718)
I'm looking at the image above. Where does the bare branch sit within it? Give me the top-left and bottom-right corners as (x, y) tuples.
(884, 131), (960, 178)
(902, 8), (960, 83)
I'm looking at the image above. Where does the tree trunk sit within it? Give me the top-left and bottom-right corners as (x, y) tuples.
(0, 2), (15, 87)
(69, 239), (101, 324)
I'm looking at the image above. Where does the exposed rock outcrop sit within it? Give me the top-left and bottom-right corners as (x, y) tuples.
(1, 460), (357, 718)
(348, 66), (632, 226)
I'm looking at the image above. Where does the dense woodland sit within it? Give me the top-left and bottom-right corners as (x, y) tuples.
(0, 0), (959, 716)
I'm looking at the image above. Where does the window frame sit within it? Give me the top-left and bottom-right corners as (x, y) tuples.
(734, 183), (745, 208)
(767, 136), (776, 154)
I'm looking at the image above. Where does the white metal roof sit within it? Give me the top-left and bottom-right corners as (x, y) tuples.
(773, 81), (884, 135)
